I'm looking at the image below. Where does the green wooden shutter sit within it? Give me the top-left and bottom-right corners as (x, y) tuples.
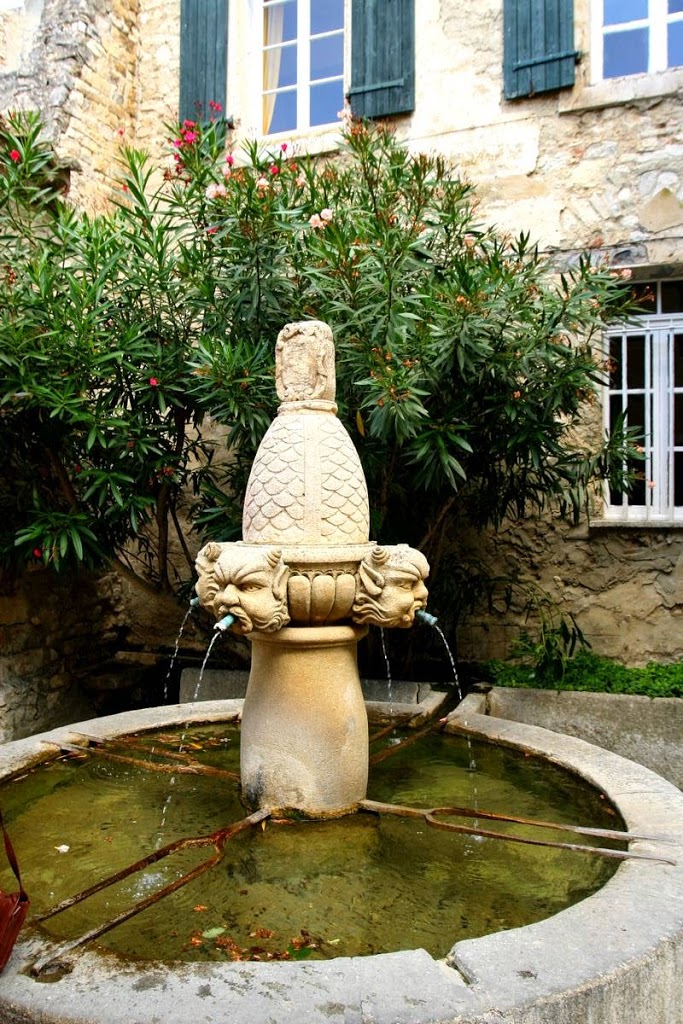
(503, 0), (577, 100)
(349, 0), (415, 119)
(179, 0), (228, 122)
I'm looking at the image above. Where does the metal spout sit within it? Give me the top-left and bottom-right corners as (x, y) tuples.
(415, 608), (438, 627)
(214, 613), (235, 632)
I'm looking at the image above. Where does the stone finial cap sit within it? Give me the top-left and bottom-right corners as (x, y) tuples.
(275, 321), (336, 405)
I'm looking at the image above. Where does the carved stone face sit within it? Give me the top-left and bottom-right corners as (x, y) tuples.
(352, 545), (430, 629)
(195, 543), (290, 634)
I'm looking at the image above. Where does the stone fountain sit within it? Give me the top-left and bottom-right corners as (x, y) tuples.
(2, 320), (683, 1024)
(194, 319), (429, 817)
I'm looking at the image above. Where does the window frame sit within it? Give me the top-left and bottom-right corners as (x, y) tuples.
(247, 0), (347, 139)
(591, 0), (683, 83)
(602, 284), (683, 525)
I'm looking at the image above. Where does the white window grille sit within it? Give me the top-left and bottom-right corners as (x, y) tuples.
(604, 280), (683, 523)
(258, 0), (345, 136)
(592, 0), (683, 81)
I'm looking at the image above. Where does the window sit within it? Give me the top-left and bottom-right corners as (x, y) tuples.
(260, 0), (344, 135)
(594, 0), (683, 80)
(604, 281), (683, 523)
(179, 0), (415, 138)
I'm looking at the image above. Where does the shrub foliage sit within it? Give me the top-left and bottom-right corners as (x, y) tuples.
(0, 110), (640, 600)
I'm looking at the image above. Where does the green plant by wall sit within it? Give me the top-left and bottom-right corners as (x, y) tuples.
(0, 110), (642, 598)
(486, 649), (683, 699)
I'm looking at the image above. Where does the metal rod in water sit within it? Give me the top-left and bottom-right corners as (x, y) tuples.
(369, 723), (438, 765)
(30, 808), (271, 975)
(51, 739), (239, 781)
(359, 799), (676, 864)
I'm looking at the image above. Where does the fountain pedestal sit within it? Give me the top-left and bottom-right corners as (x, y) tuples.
(241, 624), (369, 816)
(194, 321), (430, 818)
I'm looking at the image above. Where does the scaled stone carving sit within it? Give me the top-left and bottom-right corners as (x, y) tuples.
(195, 543), (290, 634)
(352, 545), (430, 629)
(243, 320), (369, 545)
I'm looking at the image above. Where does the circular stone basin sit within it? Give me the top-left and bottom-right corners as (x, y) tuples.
(0, 723), (622, 965)
(1, 697), (682, 1024)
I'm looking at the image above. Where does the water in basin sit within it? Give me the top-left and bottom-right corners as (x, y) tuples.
(0, 724), (624, 964)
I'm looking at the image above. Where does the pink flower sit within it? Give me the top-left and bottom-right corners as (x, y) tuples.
(205, 182), (227, 200)
(9, 149), (20, 162)
(32, 547), (42, 559)
(149, 377), (159, 387)
(256, 176), (269, 190)
(172, 138), (183, 148)
(208, 100), (223, 113)
(206, 226), (218, 235)
(183, 130), (198, 144)
(296, 174), (306, 188)
(309, 213), (323, 229)
(320, 207), (333, 222)
(647, 480), (656, 490)
(280, 142), (288, 152)
(269, 164), (280, 175)
(225, 154), (235, 166)
(222, 165), (232, 180)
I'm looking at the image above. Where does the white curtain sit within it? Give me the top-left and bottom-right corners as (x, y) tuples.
(263, 1), (285, 133)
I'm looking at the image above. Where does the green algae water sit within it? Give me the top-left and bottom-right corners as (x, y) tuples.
(0, 725), (624, 964)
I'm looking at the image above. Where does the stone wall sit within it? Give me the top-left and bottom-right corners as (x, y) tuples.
(454, 517), (683, 666)
(0, 0), (140, 209)
(0, 567), (123, 740)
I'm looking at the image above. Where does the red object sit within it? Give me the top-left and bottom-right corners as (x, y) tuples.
(0, 809), (29, 973)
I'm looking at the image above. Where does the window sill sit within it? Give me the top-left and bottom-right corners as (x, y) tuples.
(558, 68), (683, 115)
(590, 515), (683, 530)
(257, 123), (343, 158)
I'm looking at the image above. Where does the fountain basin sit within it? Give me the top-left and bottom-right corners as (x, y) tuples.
(1, 697), (682, 1023)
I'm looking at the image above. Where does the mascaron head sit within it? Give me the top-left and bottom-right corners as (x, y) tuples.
(352, 544), (430, 628)
(195, 543), (290, 634)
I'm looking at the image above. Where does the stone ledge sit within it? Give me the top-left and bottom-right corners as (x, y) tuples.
(482, 687), (683, 789)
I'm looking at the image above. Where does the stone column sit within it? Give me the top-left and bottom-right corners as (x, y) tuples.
(240, 624), (369, 817)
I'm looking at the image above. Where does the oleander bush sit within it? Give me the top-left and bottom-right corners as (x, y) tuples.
(0, 109), (642, 605)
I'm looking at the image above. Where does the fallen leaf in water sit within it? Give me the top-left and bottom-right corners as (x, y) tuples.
(193, 904), (208, 912)
(55, 844), (70, 853)
(202, 927), (226, 939)
(190, 936), (203, 947)
(249, 928), (274, 939)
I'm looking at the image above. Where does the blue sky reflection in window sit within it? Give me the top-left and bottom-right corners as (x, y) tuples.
(263, 0), (345, 135)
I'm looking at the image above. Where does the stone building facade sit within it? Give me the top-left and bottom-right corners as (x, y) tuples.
(1, 0), (683, 677)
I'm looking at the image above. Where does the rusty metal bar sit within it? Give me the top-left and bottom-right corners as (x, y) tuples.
(51, 740), (240, 782)
(30, 808), (271, 976)
(359, 799), (675, 865)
